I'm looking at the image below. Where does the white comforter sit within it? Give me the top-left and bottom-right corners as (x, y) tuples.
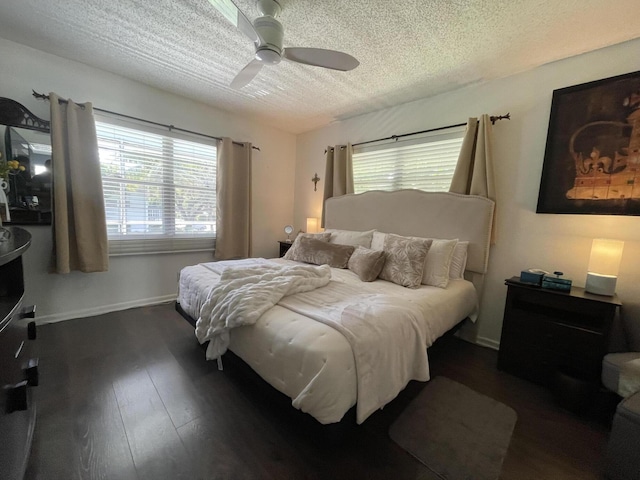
(194, 260), (430, 423)
(278, 282), (429, 423)
(178, 258), (478, 424)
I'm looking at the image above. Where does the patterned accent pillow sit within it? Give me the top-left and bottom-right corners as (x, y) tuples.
(379, 234), (432, 288)
(348, 246), (386, 282)
(283, 232), (331, 260)
(292, 236), (355, 268)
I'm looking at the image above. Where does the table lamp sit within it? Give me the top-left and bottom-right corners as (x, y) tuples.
(585, 238), (624, 296)
(306, 217), (319, 234)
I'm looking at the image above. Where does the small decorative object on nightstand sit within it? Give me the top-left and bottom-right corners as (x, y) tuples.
(278, 241), (293, 257)
(498, 276), (621, 413)
(541, 271), (572, 291)
(283, 225), (294, 242)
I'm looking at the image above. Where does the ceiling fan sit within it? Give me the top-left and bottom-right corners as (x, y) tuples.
(208, 0), (360, 89)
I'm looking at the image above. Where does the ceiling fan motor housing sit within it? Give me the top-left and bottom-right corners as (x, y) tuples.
(254, 16), (284, 64)
(256, 0), (281, 18)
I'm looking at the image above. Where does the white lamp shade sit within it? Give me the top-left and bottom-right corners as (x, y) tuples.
(306, 217), (319, 234)
(587, 239), (624, 276)
(585, 239), (624, 296)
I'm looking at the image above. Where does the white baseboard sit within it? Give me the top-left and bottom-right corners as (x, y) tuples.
(475, 336), (500, 351)
(35, 294), (177, 324)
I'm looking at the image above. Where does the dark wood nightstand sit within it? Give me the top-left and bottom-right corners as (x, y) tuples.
(498, 277), (621, 388)
(278, 240), (293, 257)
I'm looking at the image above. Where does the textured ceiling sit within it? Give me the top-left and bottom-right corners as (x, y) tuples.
(1, 0), (639, 134)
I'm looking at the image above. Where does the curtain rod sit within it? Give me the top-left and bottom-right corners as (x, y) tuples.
(32, 90), (260, 151)
(351, 113), (511, 148)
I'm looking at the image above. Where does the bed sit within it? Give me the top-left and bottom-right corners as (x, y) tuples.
(176, 190), (494, 424)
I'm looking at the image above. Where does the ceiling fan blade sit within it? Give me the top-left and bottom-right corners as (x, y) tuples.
(282, 48), (359, 71)
(230, 59), (264, 89)
(207, 0), (260, 45)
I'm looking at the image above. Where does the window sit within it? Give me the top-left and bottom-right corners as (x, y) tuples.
(95, 118), (217, 255)
(352, 126), (465, 194)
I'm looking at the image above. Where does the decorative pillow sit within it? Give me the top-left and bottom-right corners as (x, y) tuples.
(379, 234), (432, 288)
(325, 229), (375, 248)
(348, 246), (386, 282)
(422, 238), (458, 288)
(291, 236), (355, 268)
(370, 231), (386, 251)
(449, 241), (469, 279)
(283, 232), (331, 261)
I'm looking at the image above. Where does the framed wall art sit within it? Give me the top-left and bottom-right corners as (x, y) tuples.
(537, 70), (640, 215)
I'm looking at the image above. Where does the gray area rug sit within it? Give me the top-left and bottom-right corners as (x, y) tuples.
(389, 376), (517, 480)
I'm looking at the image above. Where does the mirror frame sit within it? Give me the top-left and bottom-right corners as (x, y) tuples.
(0, 98), (50, 133)
(0, 97), (51, 225)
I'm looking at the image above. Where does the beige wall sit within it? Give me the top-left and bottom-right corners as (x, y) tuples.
(4, 35), (640, 349)
(1, 38), (296, 322)
(294, 38), (640, 349)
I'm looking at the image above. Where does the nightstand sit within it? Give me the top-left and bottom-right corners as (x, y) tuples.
(498, 277), (621, 389)
(278, 240), (293, 257)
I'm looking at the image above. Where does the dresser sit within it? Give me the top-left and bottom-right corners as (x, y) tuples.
(0, 226), (37, 480)
(498, 277), (620, 387)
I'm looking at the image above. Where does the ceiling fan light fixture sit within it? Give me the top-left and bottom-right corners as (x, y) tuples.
(255, 48), (281, 65)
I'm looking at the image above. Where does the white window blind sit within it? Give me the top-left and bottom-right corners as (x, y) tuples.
(95, 118), (217, 255)
(352, 126), (465, 193)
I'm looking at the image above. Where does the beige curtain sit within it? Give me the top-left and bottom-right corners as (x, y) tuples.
(321, 144), (354, 227)
(449, 114), (497, 242)
(49, 92), (108, 273)
(214, 138), (252, 260)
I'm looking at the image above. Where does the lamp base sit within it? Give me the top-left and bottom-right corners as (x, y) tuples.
(585, 273), (617, 296)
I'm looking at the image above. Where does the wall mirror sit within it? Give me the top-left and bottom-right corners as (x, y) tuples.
(0, 97), (51, 225)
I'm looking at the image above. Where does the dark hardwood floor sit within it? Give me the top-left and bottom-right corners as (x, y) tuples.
(24, 303), (614, 480)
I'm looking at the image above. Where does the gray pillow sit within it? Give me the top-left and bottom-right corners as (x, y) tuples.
(283, 232), (331, 260)
(291, 236), (355, 268)
(348, 246), (386, 282)
(325, 229), (375, 248)
(379, 234), (432, 288)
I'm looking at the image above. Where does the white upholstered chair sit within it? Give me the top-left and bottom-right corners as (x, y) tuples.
(603, 311), (640, 480)
(602, 352), (640, 398)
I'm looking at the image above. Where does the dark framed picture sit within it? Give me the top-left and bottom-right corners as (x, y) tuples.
(537, 70), (640, 215)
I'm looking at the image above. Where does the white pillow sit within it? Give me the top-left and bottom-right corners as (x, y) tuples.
(325, 229), (375, 248)
(422, 239), (458, 288)
(449, 241), (469, 279)
(371, 231), (386, 251)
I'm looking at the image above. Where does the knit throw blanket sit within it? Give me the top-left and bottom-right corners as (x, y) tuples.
(195, 263), (331, 360)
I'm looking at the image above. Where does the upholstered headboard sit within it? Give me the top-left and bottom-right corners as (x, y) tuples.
(324, 190), (494, 276)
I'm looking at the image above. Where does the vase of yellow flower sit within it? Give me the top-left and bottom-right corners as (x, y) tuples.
(0, 159), (26, 207)
(0, 159), (26, 185)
